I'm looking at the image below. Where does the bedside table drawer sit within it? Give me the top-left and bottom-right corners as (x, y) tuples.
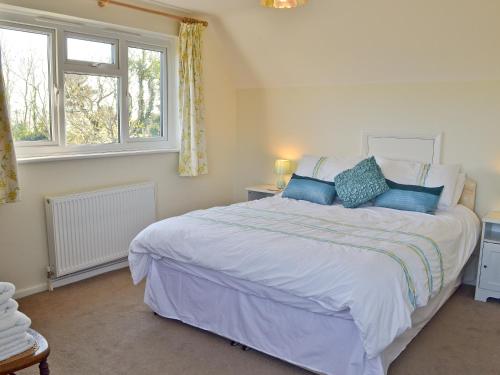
(479, 242), (500, 292)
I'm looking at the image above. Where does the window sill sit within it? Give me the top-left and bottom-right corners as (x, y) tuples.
(17, 148), (179, 164)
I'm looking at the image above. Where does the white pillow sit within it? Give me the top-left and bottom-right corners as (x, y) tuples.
(375, 157), (423, 185)
(295, 155), (363, 181)
(424, 164), (460, 209)
(452, 172), (466, 207)
(295, 155), (321, 177)
(316, 156), (363, 181)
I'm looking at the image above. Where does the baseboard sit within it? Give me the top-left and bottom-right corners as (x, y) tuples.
(13, 259), (129, 299)
(14, 283), (49, 299)
(49, 258), (129, 290)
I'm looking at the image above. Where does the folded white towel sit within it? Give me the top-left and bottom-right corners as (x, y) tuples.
(0, 333), (35, 361)
(0, 312), (31, 337)
(0, 332), (32, 353)
(0, 332), (25, 347)
(0, 283), (15, 305)
(0, 299), (18, 320)
(0, 318), (31, 340)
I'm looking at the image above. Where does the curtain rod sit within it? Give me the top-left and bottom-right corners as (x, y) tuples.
(97, 0), (208, 27)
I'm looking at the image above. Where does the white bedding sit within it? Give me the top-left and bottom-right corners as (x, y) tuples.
(129, 196), (479, 358)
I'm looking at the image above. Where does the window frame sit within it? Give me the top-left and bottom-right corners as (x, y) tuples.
(0, 7), (178, 161)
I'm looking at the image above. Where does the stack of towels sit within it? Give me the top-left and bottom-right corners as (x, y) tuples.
(0, 282), (35, 362)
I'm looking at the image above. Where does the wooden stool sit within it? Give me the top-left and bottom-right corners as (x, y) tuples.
(0, 329), (50, 375)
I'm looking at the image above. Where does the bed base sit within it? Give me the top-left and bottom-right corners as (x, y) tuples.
(145, 258), (462, 375)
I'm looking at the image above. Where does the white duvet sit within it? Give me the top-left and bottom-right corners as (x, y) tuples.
(129, 196), (479, 358)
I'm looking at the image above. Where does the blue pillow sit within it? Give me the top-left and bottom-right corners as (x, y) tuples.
(374, 179), (444, 214)
(334, 157), (389, 208)
(282, 174), (336, 205)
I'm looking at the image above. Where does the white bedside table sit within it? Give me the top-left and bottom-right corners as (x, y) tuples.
(246, 185), (282, 201)
(475, 211), (500, 302)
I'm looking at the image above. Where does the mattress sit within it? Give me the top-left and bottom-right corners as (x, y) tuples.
(130, 196), (480, 358)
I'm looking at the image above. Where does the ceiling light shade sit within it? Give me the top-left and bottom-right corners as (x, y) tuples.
(261, 0), (309, 9)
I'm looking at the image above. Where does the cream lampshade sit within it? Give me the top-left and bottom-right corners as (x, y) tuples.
(274, 159), (291, 190)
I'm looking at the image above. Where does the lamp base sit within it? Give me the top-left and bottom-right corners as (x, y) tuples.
(276, 176), (287, 190)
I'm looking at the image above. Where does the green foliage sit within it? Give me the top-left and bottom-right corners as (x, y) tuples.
(129, 116), (161, 138)
(128, 48), (162, 138)
(12, 121), (49, 142)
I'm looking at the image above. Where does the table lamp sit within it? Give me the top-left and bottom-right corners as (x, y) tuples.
(274, 159), (291, 190)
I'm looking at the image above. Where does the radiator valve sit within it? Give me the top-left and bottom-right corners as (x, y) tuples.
(46, 265), (54, 279)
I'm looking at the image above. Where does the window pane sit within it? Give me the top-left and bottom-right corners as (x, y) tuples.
(64, 74), (119, 145)
(128, 47), (162, 138)
(66, 37), (114, 64)
(0, 27), (51, 141)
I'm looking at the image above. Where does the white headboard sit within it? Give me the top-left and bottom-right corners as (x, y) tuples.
(362, 132), (442, 164)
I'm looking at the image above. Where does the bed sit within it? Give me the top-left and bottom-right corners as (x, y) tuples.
(129, 134), (480, 375)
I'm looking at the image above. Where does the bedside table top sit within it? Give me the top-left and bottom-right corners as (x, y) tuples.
(483, 211), (500, 224)
(245, 184), (282, 194)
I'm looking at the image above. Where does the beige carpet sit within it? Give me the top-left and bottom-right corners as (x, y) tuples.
(15, 269), (500, 375)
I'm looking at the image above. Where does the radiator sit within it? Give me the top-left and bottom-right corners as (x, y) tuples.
(45, 182), (156, 284)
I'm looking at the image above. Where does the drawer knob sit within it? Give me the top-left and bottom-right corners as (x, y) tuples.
(484, 265), (488, 269)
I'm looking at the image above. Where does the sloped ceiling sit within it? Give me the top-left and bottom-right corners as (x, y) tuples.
(153, 0), (500, 89)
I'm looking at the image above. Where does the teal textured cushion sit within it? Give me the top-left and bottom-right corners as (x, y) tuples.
(282, 174), (336, 205)
(374, 179), (443, 214)
(334, 157), (389, 208)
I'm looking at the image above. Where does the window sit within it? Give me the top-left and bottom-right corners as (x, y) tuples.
(128, 46), (163, 139)
(64, 74), (119, 145)
(0, 26), (52, 143)
(66, 35), (116, 65)
(0, 11), (177, 160)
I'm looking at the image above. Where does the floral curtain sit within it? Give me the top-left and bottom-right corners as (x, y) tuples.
(178, 22), (208, 176)
(0, 54), (19, 204)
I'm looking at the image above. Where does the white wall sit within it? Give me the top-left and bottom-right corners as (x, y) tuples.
(0, 0), (237, 296)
